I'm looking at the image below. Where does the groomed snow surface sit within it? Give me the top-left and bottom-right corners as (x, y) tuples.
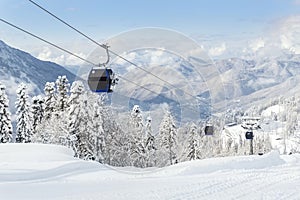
(1, 144), (300, 200)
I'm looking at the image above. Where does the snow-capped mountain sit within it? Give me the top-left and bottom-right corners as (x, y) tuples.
(217, 56), (300, 109)
(2, 38), (300, 122)
(107, 49), (300, 118)
(0, 40), (77, 111)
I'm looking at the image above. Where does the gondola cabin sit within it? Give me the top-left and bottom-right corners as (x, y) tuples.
(88, 68), (113, 93)
(245, 131), (254, 140)
(204, 124), (214, 136)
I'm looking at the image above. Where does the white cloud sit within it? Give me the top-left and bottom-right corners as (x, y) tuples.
(239, 15), (300, 57)
(192, 15), (300, 58)
(37, 46), (52, 61)
(208, 43), (226, 57)
(276, 15), (300, 54)
(249, 38), (265, 52)
(65, 52), (88, 66)
(184, 46), (208, 59)
(20, 16), (300, 65)
(280, 34), (292, 49)
(36, 46), (88, 66)
(37, 47), (66, 65)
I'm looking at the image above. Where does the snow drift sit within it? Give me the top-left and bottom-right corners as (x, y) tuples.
(1, 143), (300, 200)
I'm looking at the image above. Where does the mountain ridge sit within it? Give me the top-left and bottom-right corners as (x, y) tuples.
(2, 39), (300, 119)
(0, 40), (77, 113)
(109, 49), (300, 115)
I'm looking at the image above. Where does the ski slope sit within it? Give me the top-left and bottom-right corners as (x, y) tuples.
(1, 144), (300, 200)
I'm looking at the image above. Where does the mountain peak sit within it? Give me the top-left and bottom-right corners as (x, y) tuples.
(0, 40), (77, 87)
(0, 40), (78, 111)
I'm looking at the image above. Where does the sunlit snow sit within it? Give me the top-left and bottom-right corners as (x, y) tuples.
(1, 143), (300, 200)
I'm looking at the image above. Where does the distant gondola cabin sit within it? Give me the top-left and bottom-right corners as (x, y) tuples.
(205, 125), (214, 136)
(245, 131), (254, 140)
(88, 68), (113, 93)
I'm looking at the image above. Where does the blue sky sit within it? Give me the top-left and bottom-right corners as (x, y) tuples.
(1, 0), (300, 64)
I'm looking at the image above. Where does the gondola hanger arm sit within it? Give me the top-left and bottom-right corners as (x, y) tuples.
(98, 44), (110, 68)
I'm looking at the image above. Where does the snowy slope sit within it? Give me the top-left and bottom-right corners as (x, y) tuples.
(1, 143), (300, 200)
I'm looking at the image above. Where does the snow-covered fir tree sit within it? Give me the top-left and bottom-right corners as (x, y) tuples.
(31, 95), (44, 135)
(102, 109), (126, 166)
(144, 116), (156, 167)
(224, 108), (244, 124)
(173, 123), (191, 163)
(130, 105), (144, 131)
(68, 81), (85, 105)
(67, 81), (93, 159)
(253, 132), (272, 155)
(44, 82), (56, 119)
(32, 83), (57, 144)
(0, 83), (13, 143)
(15, 83), (32, 143)
(159, 109), (177, 165)
(56, 75), (70, 112)
(67, 81), (109, 161)
(34, 113), (67, 145)
(187, 123), (201, 160)
(129, 105), (147, 167)
(91, 96), (106, 163)
(97, 95), (129, 166)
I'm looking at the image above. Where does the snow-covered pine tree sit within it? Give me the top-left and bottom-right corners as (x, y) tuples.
(103, 111), (127, 166)
(15, 83), (32, 143)
(145, 116), (153, 145)
(34, 112), (68, 145)
(129, 105), (147, 167)
(145, 116), (156, 167)
(159, 109), (177, 165)
(31, 95), (45, 135)
(211, 119), (224, 157)
(195, 123), (209, 159)
(88, 93), (124, 164)
(174, 123), (191, 163)
(67, 81), (84, 157)
(254, 132), (272, 155)
(130, 105), (144, 131)
(187, 123), (201, 160)
(98, 96), (129, 166)
(91, 96), (106, 163)
(236, 135), (246, 155)
(224, 108), (244, 124)
(76, 98), (95, 160)
(56, 75), (70, 112)
(0, 83), (13, 143)
(67, 81), (94, 159)
(44, 82), (56, 119)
